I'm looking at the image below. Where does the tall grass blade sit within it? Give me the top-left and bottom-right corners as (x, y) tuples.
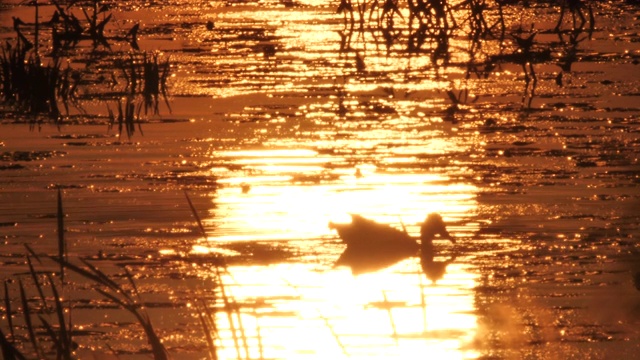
(195, 300), (218, 360)
(126, 99), (134, 138)
(214, 267), (243, 360)
(0, 328), (27, 360)
(18, 280), (43, 359)
(57, 188), (66, 283)
(184, 190), (208, 241)
(26, 256), (50, 313)
(3, 281), (15, 340)
(107, 104), (115, 132)
(57, 258), (169, 360)
(160, 56), (172, 114)
(123, 267), (143, 305)
(46, 273), (71, 358)
(117, 99), (124, 139)
(37, 315), (62, 356)
(136, 101), (144, 136)
(79, 259), (130, 297)
(50, 257), (108, 291)
(215, 267), (253, 358)
(23, 244), (42, 264)
(382, 291), (398, 343)
(95, 288), (169, 360)
(252, 306), (264, 360)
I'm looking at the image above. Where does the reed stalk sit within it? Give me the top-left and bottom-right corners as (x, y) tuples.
(419, 271), (427, 333)
(142, 52), (171, 115)
(57, 188), (66, 283)
(214, 267), (248, 359)
(195, 298), (219, 360)
(46, 273), (73, 358)
(108, 96), (143, 140)
(382, 290), (398, 342)
(1, 0), (145, 125)
(252, 306), (264, 360)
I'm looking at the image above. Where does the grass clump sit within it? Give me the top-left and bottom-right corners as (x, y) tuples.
(0, 190), (225, 360)
(0, 40), (67, 122)
(0, 0), (168, 130)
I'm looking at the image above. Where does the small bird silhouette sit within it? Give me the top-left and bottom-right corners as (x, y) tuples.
(330, 213), (455, 279)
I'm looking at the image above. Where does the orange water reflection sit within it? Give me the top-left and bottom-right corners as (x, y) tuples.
(206, 148), (476, 242)
(196, 145), (480, 358)
(215, 263), (479, 359)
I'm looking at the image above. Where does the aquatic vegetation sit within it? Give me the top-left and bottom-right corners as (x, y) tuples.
(107, 95), (142, 139)
(0, 192), (212, 359)
(117, 52), (171, 115)
(554, 0), (595, 32)
(331, 0), (605, 114)
(0, 0), (168, 129)
(49, 0), (139, 52)
(0, 40), (66, 121)
(0, 190), (279, 359)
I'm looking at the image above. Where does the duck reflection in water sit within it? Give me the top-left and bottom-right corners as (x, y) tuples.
(419, 214), (456, 283)
(329, 213), (456, 282)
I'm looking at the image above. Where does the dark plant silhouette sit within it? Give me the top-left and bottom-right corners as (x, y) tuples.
(554, 0), (594, 33)
(0, 0), (154, 128)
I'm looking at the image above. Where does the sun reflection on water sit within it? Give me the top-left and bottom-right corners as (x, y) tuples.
(212, 262), (480, 360)
(205, 149), (476, 242)
(195, 142), (480, 358)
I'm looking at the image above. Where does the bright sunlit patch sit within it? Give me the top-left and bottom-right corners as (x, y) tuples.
(204, 145), (478, 242)
(220, 149), (319, 158)
(190, 244), (240, 256)
(202, 126), (480, 357)
(217, 175), (292, 185)
(212, 263), (479, 359)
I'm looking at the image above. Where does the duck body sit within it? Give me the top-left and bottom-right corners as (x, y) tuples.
(330, 214), (418, 274)
(330, 214), (418, 250)
(330, 213), (454, 276)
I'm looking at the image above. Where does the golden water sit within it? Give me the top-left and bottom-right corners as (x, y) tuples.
(0, 0), (639, 359)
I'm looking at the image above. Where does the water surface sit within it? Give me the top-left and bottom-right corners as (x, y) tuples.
(1, 0), (639, 359)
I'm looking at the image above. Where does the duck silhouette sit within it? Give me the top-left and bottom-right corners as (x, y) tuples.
(329, 213), (455, 277)
(419, 214), (456, 283)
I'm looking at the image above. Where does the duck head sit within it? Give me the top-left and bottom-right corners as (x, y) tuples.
(420, 213), (454, 243)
